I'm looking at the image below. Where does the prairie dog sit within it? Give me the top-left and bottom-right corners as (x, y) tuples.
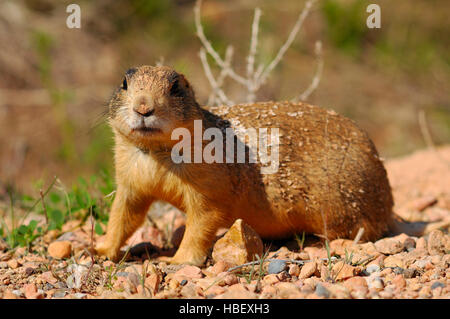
(95, 65), (394, 265)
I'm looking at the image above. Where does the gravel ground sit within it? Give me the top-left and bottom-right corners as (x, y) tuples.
(0, 146), (449, 299)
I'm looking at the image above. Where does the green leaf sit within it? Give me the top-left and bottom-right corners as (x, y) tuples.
(94, 223), (104, 235)
(28, 220), (38, 232)
(21, 195), (35, 202)
(49, 192), (61, 204)
(48, 209), (65, 227)
(18, 225), (28, 235)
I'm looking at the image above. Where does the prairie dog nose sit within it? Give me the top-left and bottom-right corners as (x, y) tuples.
(133, 97), (154, 117)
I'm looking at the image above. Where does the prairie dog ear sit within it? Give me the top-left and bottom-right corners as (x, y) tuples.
(169, 73), (193, 98)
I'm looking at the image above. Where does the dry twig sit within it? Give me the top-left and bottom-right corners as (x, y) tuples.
(195, 0), (320, 105)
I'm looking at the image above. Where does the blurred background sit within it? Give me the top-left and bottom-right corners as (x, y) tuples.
(0, 0), (449, 194)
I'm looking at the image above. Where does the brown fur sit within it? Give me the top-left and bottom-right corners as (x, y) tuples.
(95, 66), (394, 265)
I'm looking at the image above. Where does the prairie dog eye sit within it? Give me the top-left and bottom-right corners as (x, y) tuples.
(122, 77), (128, 90)
(170, 79), (184, 97)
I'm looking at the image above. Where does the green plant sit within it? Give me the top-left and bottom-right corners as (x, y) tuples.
(344, 248), (354, 265)
(31, 30), (76, 161)
(325, 239), (332, 272)
(294, 231), (306, 251)
(0, 220), (43, 250)
(321, 0), (368, 56)
(0, 171), (116, 250)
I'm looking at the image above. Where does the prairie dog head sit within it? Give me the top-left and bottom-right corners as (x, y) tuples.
(108, 65), (201, 149)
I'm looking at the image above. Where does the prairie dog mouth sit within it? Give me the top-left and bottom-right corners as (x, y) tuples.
(131, 126), (162, 134)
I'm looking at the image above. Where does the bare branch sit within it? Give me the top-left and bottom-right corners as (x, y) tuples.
(195, 0), (321, 105)
(247, 8), (262, 82)
(295, 40), (323, 101)
(245, 8), (262, 103)
(257, 0), (316, 87)
(207, 46), (234, 105)
(194, 0), (247, 86)
(199, 48), (234, 106)
(155, 56), (165, 67)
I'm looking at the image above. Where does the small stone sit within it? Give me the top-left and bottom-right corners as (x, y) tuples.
(323, 284), (348, 299)
(403, 268), (416, 279)
(384, 255), (404, 268)
(214, 283), (257, 299)
(430, 255), (442, 264)
(73, 293), (87, 299)
(392, 267), (405, 275)
(127, 272), (140, 288)
(379, 290), (393, 298)
(125, 264), (143, 276)
(315, 283), (330, 298)
(299, 261), (316, 279)
(0, 262), (8, 269)
(2, 290), (18, 299)
(379, 268), (392, 277)
(366, 264), (380, 274)
(25, 267), (35, 276)
(375, 238), (404, 255)
(207, 260), (232, 276)
(212, 219), (263, 266)
(413, 259), (428, 269)
(343, 277), (368, 292)
(416, 237), (427, 250)
(44, 229), (60, 243)
(268, 260), (287, 274)
(53, 290), (67, 298)
(261, 285), (277, 297)
(329, 239), (353, 256)
(427, 230), (448, 255)
(403, 237), (416, 252)
(24, 283), (37, 299)
(223, 273), (238, 286)
(48, 241), (72, 259)
(263, 274), (280, 285)
(14, 247), (26, 256)
(116, 271), (129, 277)
(175, 265), (203, 280)
(144, 274), (161, 295)
(275, 282), (303, 298)
(332, 261), (356, 280)
(392, 274), (406, 289)
(7, 259), (19, 269)
(304, 247), (329, 260)
(431, 281), (445, 290)
(180, 279), (188, 286)
(419, 286), (432, 298)
(366, 275), (384, 291)
(61, 220), (82, 233)
(168, 278), (180, 290)
(351, 289), (367, 299)
(206, 285), (226, 297)
(298, 252), (310, 260)
(288, 264), (300, 277)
